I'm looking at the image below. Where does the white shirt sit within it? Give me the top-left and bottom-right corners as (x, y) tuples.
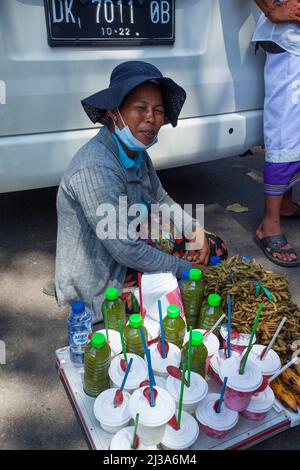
(252, 14), (300, 56)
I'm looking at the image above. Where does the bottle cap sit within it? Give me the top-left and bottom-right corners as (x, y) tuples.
(181, 269), (190, 281)
(209, 256), (222, 266)
(208, 294), (222, 307)
(72, 300), (85, 314)
(129, 314), (143, 329)
(242, 256), (253, 263)
(192, 331), (204, 346)
(91, 332), (106, 349)
(189, 268), (202, 281)
(105, 287), (119, 301)
(167, 305), (181, 319)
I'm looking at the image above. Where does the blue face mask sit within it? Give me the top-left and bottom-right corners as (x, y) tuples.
(114, 109), (158, 152)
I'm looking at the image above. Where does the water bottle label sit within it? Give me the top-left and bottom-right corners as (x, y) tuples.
(72, 332), (89, 346)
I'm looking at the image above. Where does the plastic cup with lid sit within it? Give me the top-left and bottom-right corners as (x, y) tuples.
(166, 370), (208, 414)
(129, 386), (176, 446)
(109, 353), (148, 393)
(209, 349), (239, 386)
(93, 388), (132, 434)
(246, 344), (281, 393)
(161, 410), (199, 450)
(195, 393), (239, 439)
(95, 329), (122, 358)
(184, 328), (220, 375)
(220, 324), (256, 355)
(147, 342), (181, 378)
(109, 426), (158, 450)
(219, 356), (263, 412)
(240, 386), (275, 421)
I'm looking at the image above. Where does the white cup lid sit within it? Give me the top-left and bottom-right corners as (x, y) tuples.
(109, 353), (148, 390)
(184, 329), (219, 357)
(143, 317), (160, 340)
(220, 324), (256, 346)
(129, 386), (175, 427)
(93, 388), (131, 427)
(196, 393), (239, 431)
(147, 343), (181, 375)
(210, 349), (239, 374)
(166, 371), (208, 405)
(247, 345), (281, 375)
(219, 356), (263, 392)
(161, 411), (199, 449)
(110, 427), (157, 450)
(96, 329), (122, 356)
(245, 386), (275, 413)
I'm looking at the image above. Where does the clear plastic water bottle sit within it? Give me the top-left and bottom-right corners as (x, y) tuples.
(178, 268), (190, 292)
(67, 300), (93, 367)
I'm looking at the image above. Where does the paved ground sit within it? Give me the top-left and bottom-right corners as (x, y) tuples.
(0, 148), (299, 450)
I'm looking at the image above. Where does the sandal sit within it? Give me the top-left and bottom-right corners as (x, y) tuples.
(281, 202), (300, 218)
(253, 234), (300, 268)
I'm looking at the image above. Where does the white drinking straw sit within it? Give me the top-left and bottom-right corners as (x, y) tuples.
(261, 316), (287, 360)
(268, 356), (299, 384)
(204, 313), (226, 341)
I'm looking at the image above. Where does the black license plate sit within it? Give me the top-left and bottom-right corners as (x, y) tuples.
(44, 0), (175, 46)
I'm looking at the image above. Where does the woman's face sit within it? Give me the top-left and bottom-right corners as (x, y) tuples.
(110, 82), (165, 146)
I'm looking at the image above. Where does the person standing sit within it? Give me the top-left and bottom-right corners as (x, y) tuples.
(253, 0), (300, 266)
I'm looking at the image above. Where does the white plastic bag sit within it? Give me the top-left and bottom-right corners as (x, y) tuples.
(134, 272), (185, 324)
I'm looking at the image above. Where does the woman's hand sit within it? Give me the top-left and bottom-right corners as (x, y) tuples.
(185, 227), (210, 266)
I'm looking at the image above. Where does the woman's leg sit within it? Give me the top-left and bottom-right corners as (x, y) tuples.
(256, 194), (297, 262)
(280, 188), (298, 216)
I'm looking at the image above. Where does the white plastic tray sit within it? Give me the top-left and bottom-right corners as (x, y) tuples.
(56, 346), (295, 451)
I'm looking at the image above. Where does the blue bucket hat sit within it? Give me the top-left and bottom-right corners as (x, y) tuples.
(81, 61), (186, 128)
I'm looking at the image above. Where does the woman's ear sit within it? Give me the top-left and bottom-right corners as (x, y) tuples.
(107, 110), (117, 123)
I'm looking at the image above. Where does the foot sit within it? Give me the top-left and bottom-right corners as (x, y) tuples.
(42, 280), (56, 297)
(256, 224), (297, 263)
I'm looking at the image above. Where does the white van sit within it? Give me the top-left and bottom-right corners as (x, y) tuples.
(0, 0), (265, 193)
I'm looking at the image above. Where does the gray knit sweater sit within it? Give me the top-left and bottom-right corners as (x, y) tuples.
(55, 126), (195, 322)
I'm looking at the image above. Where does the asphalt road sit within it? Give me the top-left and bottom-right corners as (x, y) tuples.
(0, 148), (299, 450)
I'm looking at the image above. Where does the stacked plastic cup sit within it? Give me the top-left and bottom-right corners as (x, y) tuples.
(109, 353), (148, 393)
(93, 388), (132, 434)
(184, 328), (220, 375)
(129, 386), (176, 446)
(246, 344), (281, 392)
(110, 426), (157, 450)
(209, 349), (239, 386)
(161, 410), (199, 450)
(195, 393), (239, 438)
(241, 386), (275, 421)
(220, 324), (256, 355)
(219, 356), (263, 412)
(96, 329), (122, 358)
(166, 371), (208, 414)
(147, 342), (181, 378)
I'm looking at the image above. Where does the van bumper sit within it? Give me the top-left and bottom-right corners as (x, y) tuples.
(0, 110), (263, 193)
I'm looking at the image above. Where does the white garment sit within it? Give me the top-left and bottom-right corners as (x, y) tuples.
(252, 14), (300, 56)
(264, 51), (300, 163)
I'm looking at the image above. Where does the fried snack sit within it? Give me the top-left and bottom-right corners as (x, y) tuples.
(270, 378), (298, 413)
(204, 256), (300, 363)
